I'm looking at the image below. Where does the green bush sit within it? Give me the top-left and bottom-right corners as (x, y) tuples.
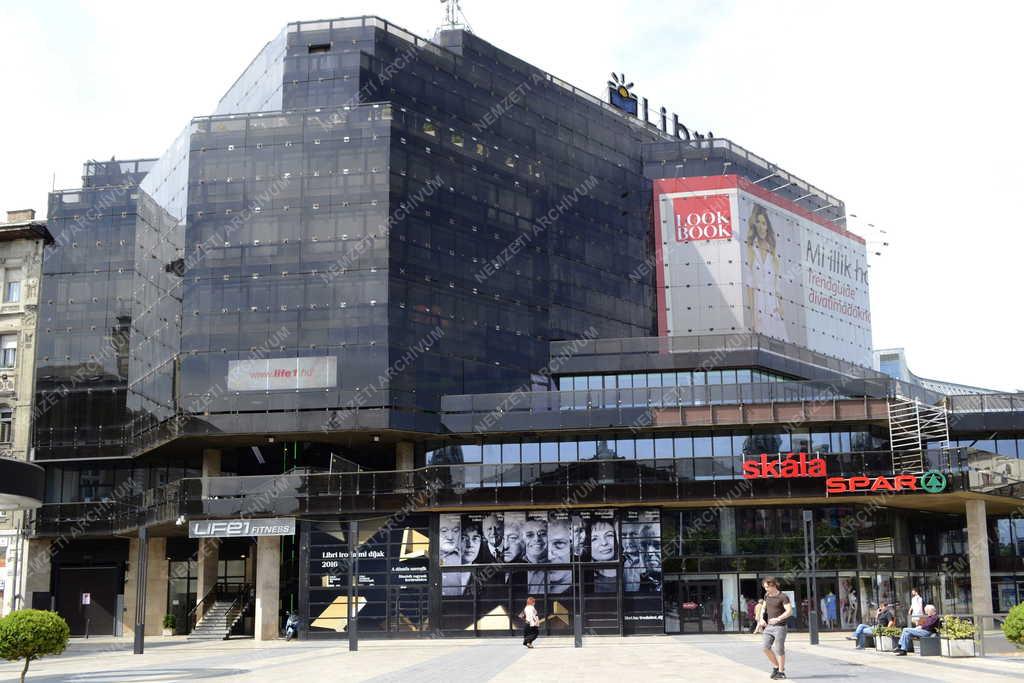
(1003, 602), (1024, 648)
(938, 616), (976, 640)
(0, 610), (70, 682)
(875, 625), (902, 638)
(162, 614), (176, 630)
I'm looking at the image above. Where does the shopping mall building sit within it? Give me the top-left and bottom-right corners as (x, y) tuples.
(20, 16), (1024, 642)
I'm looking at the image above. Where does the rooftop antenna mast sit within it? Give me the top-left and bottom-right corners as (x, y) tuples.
(438, 0), (472, 35)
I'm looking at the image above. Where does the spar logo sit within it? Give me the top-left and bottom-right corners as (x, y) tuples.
(672, 194), (732, 241)
(742, 453), (949, 495)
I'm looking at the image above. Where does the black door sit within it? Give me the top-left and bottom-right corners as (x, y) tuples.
(679, 579), (723, 633)
(55, 566), (120, 636)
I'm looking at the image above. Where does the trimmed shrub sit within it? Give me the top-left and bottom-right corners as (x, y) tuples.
(0, 609), (70, 682)
(1003, 602), (1024, 649)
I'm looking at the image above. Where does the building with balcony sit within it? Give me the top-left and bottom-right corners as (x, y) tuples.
(23, 16), (1024, 642)
(0, 209), (50, 614)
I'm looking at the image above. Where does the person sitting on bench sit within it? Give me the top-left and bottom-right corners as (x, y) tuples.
(892, 604), (940, 655)
(847, 602), (894, 649)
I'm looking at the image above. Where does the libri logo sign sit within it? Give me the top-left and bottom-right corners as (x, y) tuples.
(673, 195), (732, 241)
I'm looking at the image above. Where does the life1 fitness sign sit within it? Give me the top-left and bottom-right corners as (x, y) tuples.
(189, 517), (296, 538)
(742, 452), (948, 494)
(672, 194), (733, 241)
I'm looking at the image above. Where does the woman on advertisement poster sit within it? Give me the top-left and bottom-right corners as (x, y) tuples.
(587, 519), (619, 593)
(461, 515), (496, 565)
(745, 203), (788, 342)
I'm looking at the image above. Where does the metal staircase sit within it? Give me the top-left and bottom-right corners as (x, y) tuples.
(187, 583), (253, 641)
(887, 397), (950, 473)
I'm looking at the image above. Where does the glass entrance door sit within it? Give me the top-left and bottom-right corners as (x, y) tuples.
(167, 560), (197, 636)
(664, 574), (723, 634)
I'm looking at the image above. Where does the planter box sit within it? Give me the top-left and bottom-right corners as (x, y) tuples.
(916, 636), (941, 656)
(875, 635), (898, 651)
(161, 628), (174, 637)
(941, 638), (976, 658)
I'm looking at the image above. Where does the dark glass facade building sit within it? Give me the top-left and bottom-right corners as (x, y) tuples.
(24, 16), (1024, 641)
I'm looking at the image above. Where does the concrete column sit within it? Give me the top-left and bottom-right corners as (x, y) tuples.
(21, 539), (52, 609)
(397, 441), (414, 491)
(892, 512), (910, 555)
(965, 499), (993, 615)
(202, 449), (222, 499)
(254, 536), (280, 641)
(144, 537), (168, 636)
(196, 538), (221, 610)
(202, 449), (222, 477)
(396, 441), (414, 470)
(123, 538), (139, 639)
(720, 507), (737, 555)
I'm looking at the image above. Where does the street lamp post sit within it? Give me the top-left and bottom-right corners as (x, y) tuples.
(802, 510), (819, 645)
(348, 519), (358, 651)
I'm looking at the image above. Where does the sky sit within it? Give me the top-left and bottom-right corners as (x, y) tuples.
(1, 0), (1021, 391)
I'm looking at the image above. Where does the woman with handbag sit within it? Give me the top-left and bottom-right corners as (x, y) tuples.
(521, 596), (541, 648)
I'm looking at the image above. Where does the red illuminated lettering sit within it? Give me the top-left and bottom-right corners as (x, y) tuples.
(825, 474), (922, 494)
(742, 452), (827, 479)
(893, 475), (918, 490)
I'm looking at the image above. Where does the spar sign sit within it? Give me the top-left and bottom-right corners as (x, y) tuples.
(742, 452), (948, 494)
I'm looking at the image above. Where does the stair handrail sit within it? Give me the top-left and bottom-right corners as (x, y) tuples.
(187, 581), (249, 631)
(219, 583), (254, 638)
(187, 583), (219, 629)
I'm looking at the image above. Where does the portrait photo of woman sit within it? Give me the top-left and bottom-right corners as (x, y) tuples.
(461, 516), (495, 565)
(744, 203), (788, 342)
(587, 518), (618, 593)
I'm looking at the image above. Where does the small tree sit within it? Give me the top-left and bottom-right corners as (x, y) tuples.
(1004, 601), (1024, 649)
(0, 610), (70, 682)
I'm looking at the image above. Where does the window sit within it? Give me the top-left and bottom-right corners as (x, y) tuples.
(3, 280), (19, 303)
(0, 335), (15, 368)
(0, 409), (11, 443)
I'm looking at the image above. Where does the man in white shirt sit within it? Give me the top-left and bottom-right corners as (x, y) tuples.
(909, 588), (924, 626)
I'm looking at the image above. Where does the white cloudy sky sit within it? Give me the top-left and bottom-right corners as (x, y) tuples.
(1, 0), (1021, 390)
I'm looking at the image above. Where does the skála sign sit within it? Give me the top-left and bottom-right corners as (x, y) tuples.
(742, 453), (949, 496)
(189, 517), (296, 538)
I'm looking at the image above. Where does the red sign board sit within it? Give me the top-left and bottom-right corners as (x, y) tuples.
(681, 601), (699, 610)
(671, 194), (733, 241)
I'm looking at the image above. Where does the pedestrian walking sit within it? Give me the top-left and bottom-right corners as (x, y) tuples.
(752, 598), (766, 633)
(521, 596), (540, 648)
(758, 577), (792, 680)
(908, 588), (923, 626)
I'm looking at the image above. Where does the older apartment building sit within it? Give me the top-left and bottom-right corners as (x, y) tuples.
(0, 209), (51, 613)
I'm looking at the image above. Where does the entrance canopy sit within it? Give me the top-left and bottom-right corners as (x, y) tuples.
(0, 457), (44, 509)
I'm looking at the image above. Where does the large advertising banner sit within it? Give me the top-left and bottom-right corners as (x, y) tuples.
(227, 356), (337, 391)
(437, 509), (662, 634)
(654, 176), (872, 366)
(307, 517), (431, 635)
